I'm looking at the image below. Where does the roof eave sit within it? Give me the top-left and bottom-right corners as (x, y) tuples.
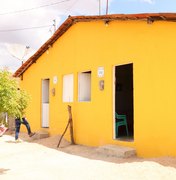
(13, 13), (176, 77)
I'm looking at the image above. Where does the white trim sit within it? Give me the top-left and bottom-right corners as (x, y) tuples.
(41, 79), (50, 128)
(112, 66), (116, 139)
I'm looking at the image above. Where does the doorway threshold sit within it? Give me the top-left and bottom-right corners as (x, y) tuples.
(116, 136), (134, 142)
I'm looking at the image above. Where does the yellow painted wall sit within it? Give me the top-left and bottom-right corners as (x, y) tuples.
(20, 20), (176, 157)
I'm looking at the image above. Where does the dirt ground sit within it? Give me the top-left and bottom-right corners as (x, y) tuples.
(1, 132), (176, 180)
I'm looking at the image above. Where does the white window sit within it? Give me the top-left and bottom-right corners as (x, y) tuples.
(63, 74), (74, 102)
(78, 71), (91, 102)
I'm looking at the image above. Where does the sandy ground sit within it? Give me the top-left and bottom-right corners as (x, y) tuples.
(1, 132), (176, 180)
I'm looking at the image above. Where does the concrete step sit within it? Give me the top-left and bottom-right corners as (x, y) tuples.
(96, 144), (136, 158)
(31, 130), (49, 140)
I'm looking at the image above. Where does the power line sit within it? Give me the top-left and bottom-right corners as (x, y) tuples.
(0, 0), (71, 16)
(64, 0), (78, 14)
(0, 25), (52, 32)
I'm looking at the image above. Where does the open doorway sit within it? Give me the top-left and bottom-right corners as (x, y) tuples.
(41, 79), (50, 128)
(114, 63), (134, 140)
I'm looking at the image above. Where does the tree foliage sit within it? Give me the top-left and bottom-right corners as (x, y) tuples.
(0, 70), (30, 118)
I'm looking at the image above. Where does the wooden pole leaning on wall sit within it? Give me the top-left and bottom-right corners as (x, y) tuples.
(68, 105), (75, 145)
(57, 105), (75, 148)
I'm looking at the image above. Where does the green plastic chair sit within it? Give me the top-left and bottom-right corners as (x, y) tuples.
(115, 112), (129, 137)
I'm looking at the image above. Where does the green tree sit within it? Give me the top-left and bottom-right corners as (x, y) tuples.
(0, 70), (30, 119)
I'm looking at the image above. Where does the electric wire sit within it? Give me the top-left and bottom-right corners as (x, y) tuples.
(64, 0), (78, 14)
(0, 25), (52, 32)
(0, 0), (91, 33)
(0, 0), (71, 16)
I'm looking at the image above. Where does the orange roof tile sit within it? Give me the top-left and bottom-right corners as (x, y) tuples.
(14, 13), (176, 77)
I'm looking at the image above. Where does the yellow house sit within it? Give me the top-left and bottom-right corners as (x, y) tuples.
(14, 13), (176, 157)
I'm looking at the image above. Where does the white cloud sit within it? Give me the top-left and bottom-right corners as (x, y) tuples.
(127, 0), (155, 4)
(140, 0), (155, 4)
(0, 0), (123, 72)
(0, 44), (21, 72)
(0, 0), (105, 72)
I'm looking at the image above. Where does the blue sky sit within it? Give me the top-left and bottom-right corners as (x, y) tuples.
(60, 0), (176, 27)
(108, 0), (176, 14)
(0, 0), (176, 72)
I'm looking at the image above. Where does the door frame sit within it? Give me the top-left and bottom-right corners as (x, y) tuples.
(41, 78), (50, 128)
(112, 63), (134, 140)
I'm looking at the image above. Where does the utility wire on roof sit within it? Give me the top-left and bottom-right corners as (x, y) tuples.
(0, 0), (71, 16)
(0, 25), (52, 32)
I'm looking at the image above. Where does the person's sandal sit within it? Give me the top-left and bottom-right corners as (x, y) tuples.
(29, 132), (35, 137)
